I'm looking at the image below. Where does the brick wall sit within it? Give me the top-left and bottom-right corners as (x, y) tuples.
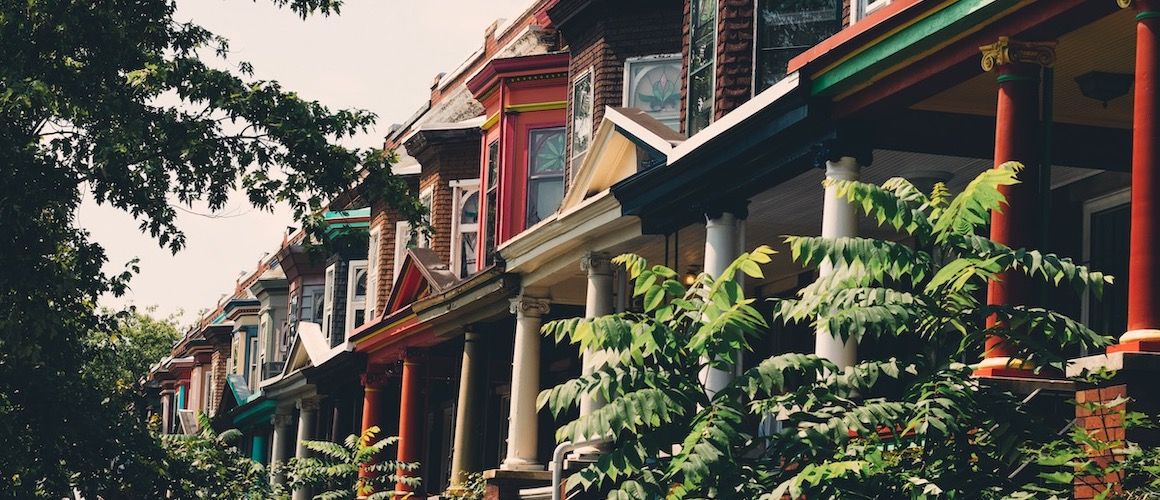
(1074, 384), (1127, 500)
(714, 0), (754, 120)
(679, 0), (692, 135)
(326, 256), (349, 347)
(370, 197), (403, 318)
(209, 344), (230, 416)
(559, 0), (683, 181)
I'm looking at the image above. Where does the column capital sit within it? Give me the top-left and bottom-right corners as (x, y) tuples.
(510, 296), (550, 318)
(824, 156), (861, 181)
(811, 136), (873, 170)
(1120, 0), (1160, 15)
(703, 199), (750, 221)
(361, 363), (394, 389)
(580, 252), (613, 277)
(297, 396), (321, 412)
(979, 37), (1056, 73)
(402, 347), (428, 365)
(273, 410), (295, 428)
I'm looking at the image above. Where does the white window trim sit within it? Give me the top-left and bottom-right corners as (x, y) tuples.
(570, 67), (595, 163)
(621, 54), (682, 127)
(1081, 188), (1131, 329)
(367, 226), (382, 318)
(395, 220), (411, 281)
(322, 264), (336, 341)
(248, 336), (259, 390)
(345, 260), (368, 335)
(450, 179), (481, 278)
(852, 0), (890, 24)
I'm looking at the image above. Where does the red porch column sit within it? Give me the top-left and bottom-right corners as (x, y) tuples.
(1113, 0), (1160, 353)
(976, 37), (1056, 377)
(358, 365), (390, 492)
(395, 349), (426, 494)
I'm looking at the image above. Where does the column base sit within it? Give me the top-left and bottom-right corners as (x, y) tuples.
(499, 458), (544, 471)
(1110, 329), (1160, 353)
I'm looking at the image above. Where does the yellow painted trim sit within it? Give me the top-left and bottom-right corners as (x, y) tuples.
(481, 113), (500, 131)
(353, 312), (418, 347)
(504, 100), (567, 113)
(830, 0), (1030, 101)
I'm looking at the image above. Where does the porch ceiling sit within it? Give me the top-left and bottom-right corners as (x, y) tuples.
(913, 9), (1135, 129)
(614, 150), (1099, 298)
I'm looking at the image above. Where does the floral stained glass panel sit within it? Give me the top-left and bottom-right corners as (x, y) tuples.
(626, 56), (681, 130)
(527, 127), (565, 227)
(571, 71), (593, 156)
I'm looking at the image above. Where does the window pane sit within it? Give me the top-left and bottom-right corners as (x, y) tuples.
(486, 141), (499, 189)
(528, 178), (564, 226)
(755, 0), (839, 91)
(572, 73), (593, 155)
(461, 191), (479, 225)
(484, 189), (497, 267)
(688, 66), (714, 135)
(354, 269), (367, 298)
(529, 128), (565, 175)
(460, 232), (478, 277)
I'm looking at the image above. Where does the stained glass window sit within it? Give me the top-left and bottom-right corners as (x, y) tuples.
(687, 0), (716, 136)
(571, 70), (593, 158)
(526, 127), (565, 227)
(454, 185), (479, 277)
(626, 55), (681, 130)
(755, 0), (840, 92)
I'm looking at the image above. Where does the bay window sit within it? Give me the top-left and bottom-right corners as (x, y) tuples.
(526, 127), (566, 227)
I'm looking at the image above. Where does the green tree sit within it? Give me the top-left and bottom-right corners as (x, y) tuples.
(541, 163), (1130, 498)
(0, 1), (422, 496)
(286, 425), (419, 499)
(159, 414), (275, 499)
(84, 308), (183, 393)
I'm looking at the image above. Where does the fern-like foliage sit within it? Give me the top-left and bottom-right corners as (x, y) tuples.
(285, 425), (419, 499)
(540, 163), (1135, 499)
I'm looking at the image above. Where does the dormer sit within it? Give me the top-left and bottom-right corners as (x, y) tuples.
(466, 52), (571, 271)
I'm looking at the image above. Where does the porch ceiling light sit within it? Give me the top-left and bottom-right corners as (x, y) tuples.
(1075, 71), (1133, 108)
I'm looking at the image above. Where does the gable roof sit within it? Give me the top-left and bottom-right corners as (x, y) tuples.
(279, 321), (332, 377)
(383, 248), (460, 315)
(560, 107), (683, 211)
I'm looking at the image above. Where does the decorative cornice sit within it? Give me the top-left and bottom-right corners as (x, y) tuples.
(510, 296), (551, 318)
(272, 411), (294, 428)
(360, 364), (395, 389)
(504, 100), (567, 114)
(580, 252), (613, 277)
(979, 37), (1056, 72)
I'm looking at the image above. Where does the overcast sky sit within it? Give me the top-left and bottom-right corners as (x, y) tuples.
(77, 0), (531, 324)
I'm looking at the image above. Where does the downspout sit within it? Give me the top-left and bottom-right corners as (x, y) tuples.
(551, 437), (611, 500)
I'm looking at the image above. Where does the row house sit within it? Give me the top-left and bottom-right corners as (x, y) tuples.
(147, 0), (1160, 498)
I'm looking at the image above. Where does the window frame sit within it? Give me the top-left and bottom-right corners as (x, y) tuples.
(752, 0), (841, 94)
(1081, 188), (1131, 333)
(248, 336), (260, 390)
(450, 179), (481, 278)
(345, 259), (369, 335)
(851, 0), (890, 23)
(525, 126), (567, 228)
(623, 54), (682, 131)
(322, 264), (336, 341)
(686, 0), (718, 136)
(366, 225), (382, 317)
(483, 140), (501, 268)
(570, 67), (595, 166)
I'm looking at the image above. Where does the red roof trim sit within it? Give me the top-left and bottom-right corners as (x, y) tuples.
(786, 0), (927, 75)
(466, 52), (572, 96)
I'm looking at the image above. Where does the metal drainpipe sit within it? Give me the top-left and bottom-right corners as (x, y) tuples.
(551, 437), (611, 500)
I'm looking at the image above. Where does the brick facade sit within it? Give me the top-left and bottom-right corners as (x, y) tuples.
(714, 0), (754, 120)
(679, 0), (692, 135)
(553, 0), (684, 182)
(369, 196), (404, 318)
(209, 343), (230, 416)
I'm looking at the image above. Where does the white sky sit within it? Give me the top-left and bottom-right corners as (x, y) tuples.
(78, 0), (531, 324)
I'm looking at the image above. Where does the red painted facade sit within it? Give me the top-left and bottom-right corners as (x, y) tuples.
(467, 53), (570, 270)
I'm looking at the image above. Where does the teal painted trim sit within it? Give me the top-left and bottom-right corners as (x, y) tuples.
(251, 433), (268, 463)
(233, 398), (276, 427)
(997, 73), (1037, 83)
(176, 385), (186, 409)
(811, 0), (1018, 96)
(322, 207), (370, 221)
(323, 221), (370, 237)
(1137, 11), (1160, 20)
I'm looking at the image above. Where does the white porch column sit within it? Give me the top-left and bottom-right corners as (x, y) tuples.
(292, 396), (320, 500)
(449, 330), (485, 488)
(270, 409), (294, 485)
(501, 295), (551, 471)
(700, 209), (746, 397)
(579, 252), (614, 417)
(815, 156), (861, 368)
